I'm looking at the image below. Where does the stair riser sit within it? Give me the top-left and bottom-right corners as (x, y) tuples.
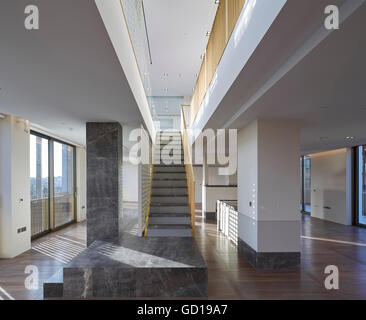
(158, 149), (183, 154)
(150, 206), (189, 214)
(152, 180), (186, 187)
(156, 138), (181, 143)
(154, 173), (186, 180)
(152, 189), (187, 196)
(158, 152), (183, 158)
(154, 167), (186, 173)
(149, 217), (190, 225)
(157, 145), (182, 149)
(154, 157), (184, 161)
(151, 196), (188, 204)
(147, 229), (192, 237)
(153, 160), (185, 165)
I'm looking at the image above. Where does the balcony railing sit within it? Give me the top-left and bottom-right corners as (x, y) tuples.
(217, 200), (238, 245)
(31, 193), (74, 237)
(190, 0), (246, 125)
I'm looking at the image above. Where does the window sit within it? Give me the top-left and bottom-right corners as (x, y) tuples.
(356, 146), (366, 226)
(30, 132), (76, 238)
(30, 134), (50, 237)
(300, 156), (311, 213)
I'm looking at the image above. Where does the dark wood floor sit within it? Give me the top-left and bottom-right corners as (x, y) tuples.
(1, 208), (366, 300)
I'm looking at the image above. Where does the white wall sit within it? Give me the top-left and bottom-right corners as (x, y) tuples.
(0, 115), (31, 258)
(123, 161), (139, 202)
(206, 187), (237, 212)
(238, 119), (300, 253)
(238, 120), (258, 250)
(193, 166), (203, 203)
(311, 148), (352, 225)
(76, 147), (87, 222)
(207, 167), (229, 185)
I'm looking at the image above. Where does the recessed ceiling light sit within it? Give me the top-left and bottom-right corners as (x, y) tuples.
(345, 136), (355, 140)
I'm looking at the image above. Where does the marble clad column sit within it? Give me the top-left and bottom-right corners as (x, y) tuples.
(86, 122), (122, 246)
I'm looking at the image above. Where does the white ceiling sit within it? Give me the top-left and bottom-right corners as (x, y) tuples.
(0, 0), (144, 146)
(143, 0), (218, 97)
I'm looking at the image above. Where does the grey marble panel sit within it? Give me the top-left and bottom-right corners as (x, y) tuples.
(43, 269), (63, 299)
(92, 268), (136, 298)
(136, 268), (207, 298)
(63, 268), (93, 298)
(238, 237), (300, 270)
(86, 122), (122, 246)
(59, 235), (208, 298)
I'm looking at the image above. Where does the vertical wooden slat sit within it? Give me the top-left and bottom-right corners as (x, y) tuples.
(190, 0), (246, 125)
(227, 0), (246, 39)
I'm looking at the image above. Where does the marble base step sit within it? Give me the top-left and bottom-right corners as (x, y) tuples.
(156, 141), (182, 145)
(151, 187), (187, 196)
(151, 196), (188, 204)
(149, 213), (190, 225)
(156, 138), (181, 143)
(150, 205), (189, 214)
(159, 151), (183, 157)
(152, 180), (186, 187)
(154, 166), (186, 173)
(43, 237), (207, 298)
(154, 172), (186, 180)
(43, 269), (64, 299)
(147, 224), (192, 237)
(153, 160), (185, 165)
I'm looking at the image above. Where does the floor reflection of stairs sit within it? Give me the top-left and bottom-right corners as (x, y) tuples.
(148, 131), (192, 237)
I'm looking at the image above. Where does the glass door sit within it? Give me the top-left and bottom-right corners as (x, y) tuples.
(303, 156), (311, 213)
(30, 133), (76, 237)
(30, 134), (50, 237)
(357, 146), (366, 226)
(300, 156), (311, 213)
(53, 141), (75, 228)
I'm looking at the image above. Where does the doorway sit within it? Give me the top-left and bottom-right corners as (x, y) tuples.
(30, 132), (76, 238)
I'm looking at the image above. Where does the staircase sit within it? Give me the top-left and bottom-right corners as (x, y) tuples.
(147, 131), (192, 237)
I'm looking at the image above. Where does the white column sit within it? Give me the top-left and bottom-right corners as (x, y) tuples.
(202, 156), (208, 220)
(237, 119), (300, 269)
(0, 115), (31, 258)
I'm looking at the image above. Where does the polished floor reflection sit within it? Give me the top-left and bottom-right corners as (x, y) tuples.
(1, 207), (366, 299)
